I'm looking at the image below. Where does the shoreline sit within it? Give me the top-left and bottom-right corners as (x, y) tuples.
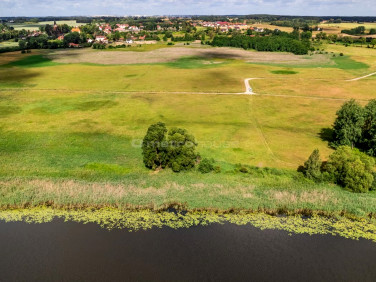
(1, 206), (376, 242)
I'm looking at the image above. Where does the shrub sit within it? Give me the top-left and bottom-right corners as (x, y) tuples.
(239, 166), (249, 173)
(323, 146), (374, 192)
(302, 149), (322, 182)
(198, 158), (215, 173)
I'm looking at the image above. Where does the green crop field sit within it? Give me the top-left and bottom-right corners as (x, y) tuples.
(8, 20), (85, 31)
(1, 44), (376, 216)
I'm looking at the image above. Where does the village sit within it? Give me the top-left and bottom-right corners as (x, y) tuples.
(1, 17), (277, 50)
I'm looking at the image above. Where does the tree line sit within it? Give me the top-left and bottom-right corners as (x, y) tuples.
(210, 32), (312, 55)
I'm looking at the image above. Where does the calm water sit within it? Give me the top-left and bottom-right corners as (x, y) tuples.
(0, 220), (376, 282)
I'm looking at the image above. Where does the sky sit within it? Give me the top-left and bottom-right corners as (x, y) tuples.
(1, 0), (375, 17)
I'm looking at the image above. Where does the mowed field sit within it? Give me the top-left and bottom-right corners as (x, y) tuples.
(1, 44), (375, 179)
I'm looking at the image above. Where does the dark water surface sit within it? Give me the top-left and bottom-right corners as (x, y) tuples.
(0, 219), (376, 282)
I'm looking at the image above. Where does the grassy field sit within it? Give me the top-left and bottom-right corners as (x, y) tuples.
(1, 44), (376, 216)
(8, 20), (85, 31)
(0, 41), (19, 49)
(318, 22), (376, 34)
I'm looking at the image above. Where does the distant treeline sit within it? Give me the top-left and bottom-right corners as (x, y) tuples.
(191, 15), (376, 23)
(3, 15), (376, 24)
(341, 26), (376, 36)
(211, 32), (312, 55)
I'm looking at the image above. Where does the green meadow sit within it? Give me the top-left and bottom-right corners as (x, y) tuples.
(8, 20), (85, 31)
(0, 45), (376, 217)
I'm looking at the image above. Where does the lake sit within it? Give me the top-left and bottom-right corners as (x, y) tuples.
(0, 219), (376, 281)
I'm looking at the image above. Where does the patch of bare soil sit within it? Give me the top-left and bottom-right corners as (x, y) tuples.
(47, 47), (330, 65)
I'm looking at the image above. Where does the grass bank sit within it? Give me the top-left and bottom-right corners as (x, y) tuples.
(1, 171), (376, 220)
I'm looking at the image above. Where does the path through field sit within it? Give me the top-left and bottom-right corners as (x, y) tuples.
(346, 72), (376, 81)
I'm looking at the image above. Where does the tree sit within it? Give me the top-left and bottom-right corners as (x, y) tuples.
(18, 40), (27, 50)
(63, 32), (81, 44)
(141, 123), (198, 172)
(360, 37), (366, 47)
(361, 100), (376, 156)
(302, 149), (322, 181)
(165, 127), (198, 172)
(141, 122), (168, 170)
(324, 146), (374, 193)
(371, 39), (376, 48)
(332, 99), (364, 148)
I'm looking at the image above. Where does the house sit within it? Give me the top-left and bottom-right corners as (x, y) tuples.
(87, 38), (94, 43)
(71, 27), (81, 33)
(129, 26), (140, 33)
(57, 35), (64, 41)
(125, 38), (133, 44)
(69, 43), (80, 48)
(116, 24), (129, 29)
(95, 35), (108, 43)
(138, 35), (146, 41)
(253, 27), (264, 33)
(114, 27), (126, 32)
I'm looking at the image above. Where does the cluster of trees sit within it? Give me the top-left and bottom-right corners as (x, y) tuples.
(301, 146), (375, 193)
(332, 99), (376, 156)
(18, 31), (88, 49)
(0, 23), (27, 41)
(302, 99), (376, 193)
(39, 23), (71, 37)
(211, 32), (312, 55)
(315, 32), (376, 48)
(142, 122), (199, 172)
(341, 26), (376, 36)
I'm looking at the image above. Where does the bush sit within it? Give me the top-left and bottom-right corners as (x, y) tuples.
(198, 158), (215, 173)
(323, 146), (374, 192)
(302, 149), (322, 182)
(239, 166), (249, 173)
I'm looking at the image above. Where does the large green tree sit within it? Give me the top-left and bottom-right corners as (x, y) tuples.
(165, 127), (198, 172)
(141, 123), (198, 172)
(332, 99), (364, 148)
(362, 99), (376, 156)
(141, 122), (168, 170)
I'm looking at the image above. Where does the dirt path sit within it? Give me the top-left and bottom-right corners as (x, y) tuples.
(346, 72), (376, 81)
(244, 78), (260, 94)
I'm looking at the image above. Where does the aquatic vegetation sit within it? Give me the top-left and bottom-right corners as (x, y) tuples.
(0, 208), (375, 242)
